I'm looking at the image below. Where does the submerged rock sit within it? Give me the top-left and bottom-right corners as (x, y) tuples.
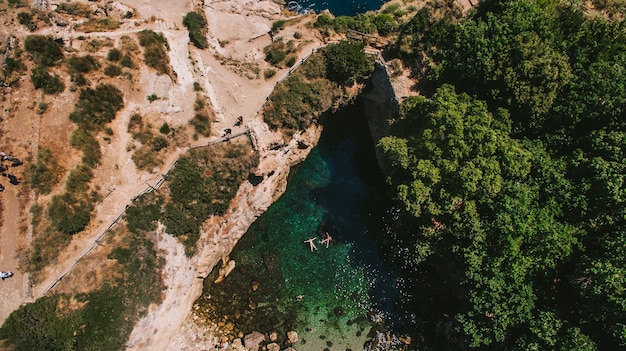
(267, 342), (280, 351)
(287, 330), (299, 344)
(244, 331), (265, 351)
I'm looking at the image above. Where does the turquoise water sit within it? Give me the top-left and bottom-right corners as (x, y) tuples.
(199, 101), (416, 349)
(288, 0), (388, 16)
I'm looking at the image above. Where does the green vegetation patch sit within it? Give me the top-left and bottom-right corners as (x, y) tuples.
(315, 12), (398, 37)
(24, 35), (64, 67)
(263, 73), (335, 134)
(263, 39), (296, 67)
(69, 84), (124, 131)
(56, 1), (92, 17)
(322, 41), (374, 85)
(137, 29), (170, 75)
(17, 11), (37, 31)
(183, 11), (208, 49)
(1, 57), (25, 87)
(1, 225), (164, 350)
(164, 143), (258, 255)
(27, 148), (62, 195)
(30, 65), (65, 94)
(66, 55), (99, 74)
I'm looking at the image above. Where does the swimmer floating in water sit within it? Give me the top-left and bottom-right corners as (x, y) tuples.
(320, 232), (332, 248)
(304, 237), (317, 251)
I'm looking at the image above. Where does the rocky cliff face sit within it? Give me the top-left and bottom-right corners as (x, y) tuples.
(127, 120), (323, 350)
(361, 60), (401, 174)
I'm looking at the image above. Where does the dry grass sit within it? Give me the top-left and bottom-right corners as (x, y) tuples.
(75, 18), (121, 33)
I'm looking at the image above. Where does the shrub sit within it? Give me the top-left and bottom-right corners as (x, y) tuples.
(143, 45), (169, 74)
(124, 192), (163, 233)
(119, 53), (133, 68)
(0, 295), (83, 350)
(272, 20), (286, 33)
(131, 145), (162, 170)
(8, 0), (24, 7)
(151, 136), (168, 151)
(65, 164), (93, 194)
(69, 84), (124, 131)
(285, 56), (296, 67)
(128, 113), (143, 133)
(67, 55), (99, 73)
(2, 227), (163, 350)
(193, 81), (202, 91)
(137, 29), (167, 47)
(264, 68), (276, 79)
(70, 129), (101, 168)
(24, 35), (63, 67)
(71, 73), (88, 86)
(194, 98), (204, 111)
(27, 148), (61, 194)
(263, 72), (336, 133)
(48, 193), (92, 235)
(159, 122), (171, 134)
(189, 113), (211, 136)
(30, 65), (65, 94)
(182, 11), (208, 49)
(1, 57), (25, 87)
(107, 48), (122, 61)
(56, 1), (92, 17)
(17, 11), (37, 31)
(265, 48), (286, 66)
(147, 94), (158, 102)
(293, 31), (302, 39)
(36, 102), (48, 114)
(3, 57), (25, 77)
(103, 64), (122, 77)
(301, 53), (326, 79)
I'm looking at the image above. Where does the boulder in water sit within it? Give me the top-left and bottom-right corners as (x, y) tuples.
(243, 331), (265, 351)
(287, 330), (299, 344)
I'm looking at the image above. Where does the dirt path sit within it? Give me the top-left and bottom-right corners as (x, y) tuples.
(0, 187), (25, 322)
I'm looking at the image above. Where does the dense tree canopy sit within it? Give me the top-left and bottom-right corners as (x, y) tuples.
(382, 0), (626, 349)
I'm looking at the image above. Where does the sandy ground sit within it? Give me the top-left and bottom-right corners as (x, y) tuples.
(0, 0), (326, 348)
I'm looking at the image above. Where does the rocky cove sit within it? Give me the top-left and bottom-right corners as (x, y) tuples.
(124, 60), (403, 350)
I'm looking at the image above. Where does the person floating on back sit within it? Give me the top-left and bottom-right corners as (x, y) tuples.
(304, 237), (318, 252)
(320, 232), (333, 248)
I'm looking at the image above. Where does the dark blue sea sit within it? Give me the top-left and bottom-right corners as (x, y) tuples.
(289, 0), (388, 16)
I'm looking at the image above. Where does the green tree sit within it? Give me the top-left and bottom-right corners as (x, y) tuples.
(323, 40), (374, 85)
(378, 84), (530, 220)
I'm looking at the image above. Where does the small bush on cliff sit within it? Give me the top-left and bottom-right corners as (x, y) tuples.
(183, 11), (208, 49)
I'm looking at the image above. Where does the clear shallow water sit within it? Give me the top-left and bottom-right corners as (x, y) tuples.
(288, 0), (388, 16)
(198, 101), (419, 349)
